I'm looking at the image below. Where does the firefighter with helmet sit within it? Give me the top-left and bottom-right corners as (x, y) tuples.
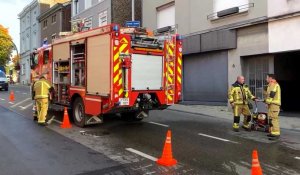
(228, 76), (257, 132)
(33, 74), (53, 126)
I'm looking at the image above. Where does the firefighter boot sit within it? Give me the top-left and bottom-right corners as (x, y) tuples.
(233, 123), (239, 132)
(233, 116), (240, 132)
(242, 116), (251, 131)
(267, 119), (280, 139)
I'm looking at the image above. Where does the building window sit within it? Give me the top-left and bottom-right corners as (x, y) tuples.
(51, 33), (56, 41)
(21, 64), (25, 75)
(43, 37), (48, 46)
(213, 0), (249, 13)
(84, 17), (93, 30)
(33, 11), (36, 19)
(73, 0), (79, 16)
(26, 35), (30, 51)
(21, 37), (25, 52)
(99, 11), (107, 27)
(43, 20), (48, 29)
(85, 0), (92, 9)
(52, 14), (56, 23)
(156, 3), (175, 29)
(22, 20), (25, 28)
(32, 31), (37, 48)
(27, 15), (30, 26)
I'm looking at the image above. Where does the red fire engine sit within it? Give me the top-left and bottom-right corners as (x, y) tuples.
(30, 24), (183, 127)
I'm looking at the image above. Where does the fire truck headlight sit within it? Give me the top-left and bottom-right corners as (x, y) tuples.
(179, 47), (182, 53)
(178, 92), (182, 100)
(114, 40), (119, 46)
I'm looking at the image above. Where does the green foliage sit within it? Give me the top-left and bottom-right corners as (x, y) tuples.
(0, 24), (13, 66)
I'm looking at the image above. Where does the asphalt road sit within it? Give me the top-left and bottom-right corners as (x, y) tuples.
(0, 85), (299, 175)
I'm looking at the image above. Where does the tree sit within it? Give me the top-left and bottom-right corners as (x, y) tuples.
(12, 54), (20, 65)
(0, 24), (13, 66)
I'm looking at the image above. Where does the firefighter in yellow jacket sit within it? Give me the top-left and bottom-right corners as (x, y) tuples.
(265, 74), (281, 140)
(228, 76), (257, 132)
(33, 75), (52, 126)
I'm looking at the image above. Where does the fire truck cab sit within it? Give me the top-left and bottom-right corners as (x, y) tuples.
(30, 24), (183, 127)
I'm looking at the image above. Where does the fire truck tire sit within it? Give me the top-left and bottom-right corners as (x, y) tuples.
(73, 97), (86, 127)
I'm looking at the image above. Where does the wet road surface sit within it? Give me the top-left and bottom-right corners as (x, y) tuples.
(0, 85), (299, 174)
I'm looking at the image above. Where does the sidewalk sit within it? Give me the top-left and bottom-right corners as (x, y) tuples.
(168, 104), (300, 131)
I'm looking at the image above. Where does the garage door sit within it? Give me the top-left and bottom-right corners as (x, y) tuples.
(183, 51), (228, 104)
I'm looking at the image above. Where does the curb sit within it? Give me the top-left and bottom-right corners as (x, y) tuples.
(167, 108), (300, 132)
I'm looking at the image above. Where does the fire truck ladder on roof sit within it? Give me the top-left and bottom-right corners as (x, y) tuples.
(127, 28), (162, 49)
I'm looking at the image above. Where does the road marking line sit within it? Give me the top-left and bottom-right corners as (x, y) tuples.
(22, 93), (27, 95)
(148, 121), (169, 127)
(0, 98), (4, 101)
(8, 102), (14, 104)
(19, 103), (33, 110)
(198, 133), (239, 144)
(126, 148), (158, 162)
(16, 91), (20, 93)
(295, 157), (300, 160)
(11, 98), (31, 107)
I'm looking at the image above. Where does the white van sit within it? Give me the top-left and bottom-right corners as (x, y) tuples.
(0, 71), (8, 91)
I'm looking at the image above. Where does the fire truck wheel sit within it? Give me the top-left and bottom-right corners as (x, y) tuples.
(73, 97), (86, 127)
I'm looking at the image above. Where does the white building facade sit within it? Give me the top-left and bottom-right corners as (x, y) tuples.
(18, 0), (40, 85)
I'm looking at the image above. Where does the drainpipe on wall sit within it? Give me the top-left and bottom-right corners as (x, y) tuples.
(132, 0), (135, 21)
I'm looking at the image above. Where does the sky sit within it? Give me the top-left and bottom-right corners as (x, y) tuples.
(0, 0), (32, 52)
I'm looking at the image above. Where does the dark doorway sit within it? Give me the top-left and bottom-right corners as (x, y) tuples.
(274, 52), (300, 112)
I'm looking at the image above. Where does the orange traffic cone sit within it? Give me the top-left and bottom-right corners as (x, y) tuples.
(9, 91), (15, 102)
(156, 130), (177, 166)
(251, 150), (263, 175)
(61, 107), (72, 129)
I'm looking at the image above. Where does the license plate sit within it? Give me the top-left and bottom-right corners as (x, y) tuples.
(119, 98), (129, 106)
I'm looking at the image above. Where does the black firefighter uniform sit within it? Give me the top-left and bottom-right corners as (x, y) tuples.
(265, 82), (281, 136)
(228, 82), (256, 130)
(33, 78), (51, 124)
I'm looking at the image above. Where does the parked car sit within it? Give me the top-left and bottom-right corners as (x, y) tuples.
(0, 71), (9, 91)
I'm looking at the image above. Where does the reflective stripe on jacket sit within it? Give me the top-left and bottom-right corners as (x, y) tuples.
(228, 82), (255, 105)
(34, 79), (51, 99)
(265, 82), (281, 106)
